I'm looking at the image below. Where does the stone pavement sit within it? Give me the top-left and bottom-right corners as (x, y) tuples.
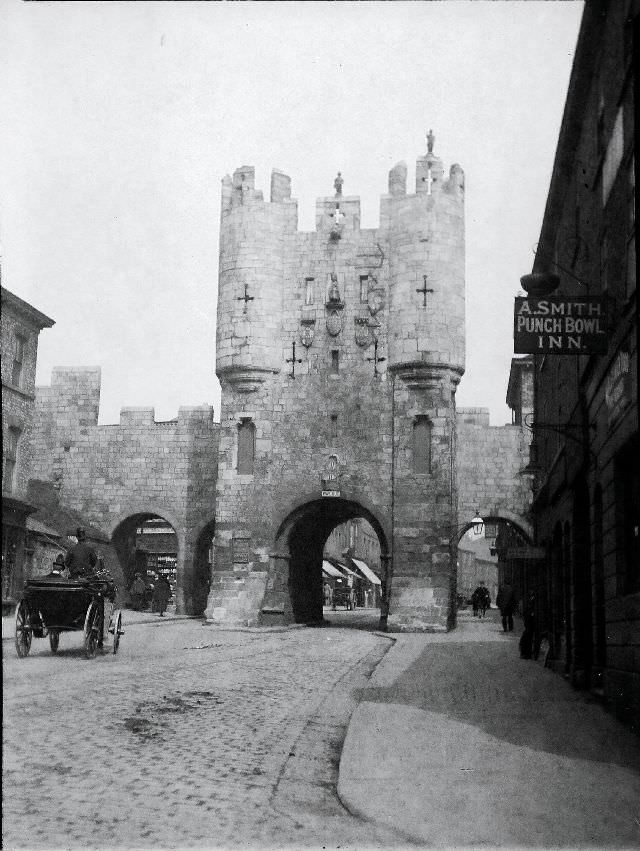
(2, 613), (403, 850)
(339, 608), (640, 848)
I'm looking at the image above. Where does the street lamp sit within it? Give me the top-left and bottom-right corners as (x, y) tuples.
(471, 511), (484, 537)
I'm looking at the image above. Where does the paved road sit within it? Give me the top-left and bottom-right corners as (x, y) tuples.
(3, 616), (401, 850)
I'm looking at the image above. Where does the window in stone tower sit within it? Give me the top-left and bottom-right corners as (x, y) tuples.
(360, 275), (369, 302)
(331, 350), (340, 374)
(237, 419), (255, 475)
(305, 277), (315, 305)
(413, 416), (432, 474)
(3, 426), (21, 493)
(330, 414), (338, 439)
(12, 333), (26, 388)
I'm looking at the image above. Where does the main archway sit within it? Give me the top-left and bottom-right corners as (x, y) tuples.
(274, 496), (390, 627)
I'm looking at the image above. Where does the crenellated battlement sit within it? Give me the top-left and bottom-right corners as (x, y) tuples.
(220, 154), (464, 235)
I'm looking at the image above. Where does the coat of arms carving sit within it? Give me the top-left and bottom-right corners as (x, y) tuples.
(325, 273), (344, 336)
(354, 317), (371, 347)
(366, 274), (385, 316)
(300, 318), (316, 348)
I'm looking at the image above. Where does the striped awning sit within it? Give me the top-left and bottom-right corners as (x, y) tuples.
(350, 558), (382, 585)
(322, 560), (344, 579)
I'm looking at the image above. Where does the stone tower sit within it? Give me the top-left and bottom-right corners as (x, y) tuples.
(209, 137), (465, 631)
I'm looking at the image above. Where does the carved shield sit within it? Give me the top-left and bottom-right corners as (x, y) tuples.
(326, 310), (343, 337)
(354, 317), (371, 347)
(300, 320), (315, 348)
(367, 288), (385, 316)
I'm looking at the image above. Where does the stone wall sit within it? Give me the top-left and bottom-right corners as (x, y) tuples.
(456, 407), (532, 535)
(28, 367), (219, 613)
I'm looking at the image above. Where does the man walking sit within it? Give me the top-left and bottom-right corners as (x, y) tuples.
(496, 582), (517, 632)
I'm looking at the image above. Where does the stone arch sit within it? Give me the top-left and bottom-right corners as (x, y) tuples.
(267, 494), (390, 627)
(109, 506), (185, 611)
(451, 511), (533, 548)
(192, 518), (216, 617)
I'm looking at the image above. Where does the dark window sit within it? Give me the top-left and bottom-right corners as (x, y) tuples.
(615, 436), (640, 594)
(237, 419), (255, 475)
(413, 417), (432, 474)
(3, 427), (20, 493)
(330, 414), (338, 439)
(12, 334), (26, 387)
(331, 350), (339, 374)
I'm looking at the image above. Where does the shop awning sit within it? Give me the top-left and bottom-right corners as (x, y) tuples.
(322, 560), (344, 579)
(350, 558), (382, 585)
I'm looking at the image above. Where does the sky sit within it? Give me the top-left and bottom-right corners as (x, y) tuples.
(0, 0), (584, 425)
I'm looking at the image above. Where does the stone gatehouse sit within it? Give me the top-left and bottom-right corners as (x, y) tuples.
(25, 141), (533, 628)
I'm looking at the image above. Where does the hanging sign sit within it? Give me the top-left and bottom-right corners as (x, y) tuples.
(506, 547), (546, 560)
(514, 297), (607, 354)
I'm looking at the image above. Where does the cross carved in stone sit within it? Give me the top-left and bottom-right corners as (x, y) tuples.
(366, 340), (386, 376)
(286, 341), (303, 379)
(416, 274), (434, 308)
(236, 282), (254, 313)
(422, 168), (434, 195)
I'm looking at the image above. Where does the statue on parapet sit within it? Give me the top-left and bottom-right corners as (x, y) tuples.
(427, 129), (435, 155)
(334, 172), (343, 196)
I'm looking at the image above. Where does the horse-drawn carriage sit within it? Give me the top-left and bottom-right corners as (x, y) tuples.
(14, 572), (123, 659)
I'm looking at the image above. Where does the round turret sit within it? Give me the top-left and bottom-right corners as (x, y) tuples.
(216, 167), (296, 392)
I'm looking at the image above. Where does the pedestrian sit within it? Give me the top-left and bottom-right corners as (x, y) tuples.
(471, 582), (489, 618)
(519, 592), (537, 659)
(65, 528), (97, 579)
(152, 573), (172, 617)
(496, 582), (517, 632)
(48, 553), (68, 577)
(130, 572), (147, 611)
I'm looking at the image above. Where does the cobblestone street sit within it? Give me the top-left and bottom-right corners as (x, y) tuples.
(3, 617), (400, 850)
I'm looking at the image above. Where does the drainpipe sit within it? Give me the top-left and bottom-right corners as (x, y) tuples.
(379, 372), (395, 631)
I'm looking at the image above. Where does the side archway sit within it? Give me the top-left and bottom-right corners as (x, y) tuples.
(110, 509), (185, 612)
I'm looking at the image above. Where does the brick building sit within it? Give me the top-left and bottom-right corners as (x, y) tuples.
(521, 1), (639, 727)
(1, 285), (54, 609)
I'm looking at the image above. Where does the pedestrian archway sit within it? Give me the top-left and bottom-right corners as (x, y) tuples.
(273, 496), (390, 628)
(110, 511), (180, 610)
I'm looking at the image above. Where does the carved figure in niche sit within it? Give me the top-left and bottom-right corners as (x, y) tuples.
(334, 172), (343, 196)
(427, 129), (435, 155)
(327, 273), (341, 304)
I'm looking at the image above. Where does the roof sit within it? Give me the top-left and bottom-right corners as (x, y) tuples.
(1, 286), (55, 329)
(26, 516), (63, 539)
(25, 480), (110, 543)
(350, 558), (382, 585)
(322, 560), (344, 579)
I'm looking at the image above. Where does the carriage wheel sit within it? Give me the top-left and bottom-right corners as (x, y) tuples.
(83, 603), (100, 659)
(49, 630), (60, 653)
(15, 600), (32, 658)
(112, 611), (123, 655)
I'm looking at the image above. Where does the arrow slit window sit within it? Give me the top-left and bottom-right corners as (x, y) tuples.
(413, 416), (432, 474)
(237, 419), (255, 475)
(305, 277), (314, 305)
